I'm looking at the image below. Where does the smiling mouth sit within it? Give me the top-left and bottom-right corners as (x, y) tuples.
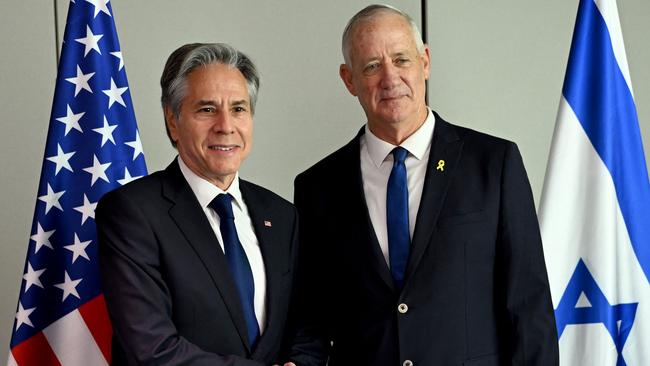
(209, 145), (238, 151)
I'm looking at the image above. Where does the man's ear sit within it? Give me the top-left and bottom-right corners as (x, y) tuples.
(421, 45), (431, 81)
(339, 64), (357, 96)
(164, 106), (179, 143)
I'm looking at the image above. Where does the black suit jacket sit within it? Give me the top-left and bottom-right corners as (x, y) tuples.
(289, 113), (559, 365)
(97, 159), (298, 365)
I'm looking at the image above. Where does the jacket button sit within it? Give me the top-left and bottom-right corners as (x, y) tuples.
(403, 360), (413, 366)
(398, 303), (408, 314)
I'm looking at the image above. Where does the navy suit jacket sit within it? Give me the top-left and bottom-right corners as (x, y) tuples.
(97, 159), (298, 365)
(289, 112), (559, 365)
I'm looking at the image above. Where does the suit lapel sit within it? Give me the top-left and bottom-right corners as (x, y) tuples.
(347, 129), (397, 293)
(405, 117), (463, 283)
(239, 181), (281, 359)
(161, 160), (252, 352)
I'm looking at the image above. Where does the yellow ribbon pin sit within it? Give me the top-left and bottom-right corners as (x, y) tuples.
(436, 160), (445, 171)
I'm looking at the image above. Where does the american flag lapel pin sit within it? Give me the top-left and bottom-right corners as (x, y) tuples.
(264, 220), (272, 227)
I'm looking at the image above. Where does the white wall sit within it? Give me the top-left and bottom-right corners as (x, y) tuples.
(1, 0), (648, 361)
(426, 0), (650, 203)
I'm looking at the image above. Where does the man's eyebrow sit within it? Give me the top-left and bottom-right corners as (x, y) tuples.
(231, 99), (249, 106)
(361, 56), (381, 63)
(195, 99), (216, 106)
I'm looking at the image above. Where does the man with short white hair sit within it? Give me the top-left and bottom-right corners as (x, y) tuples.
(288, 5), (559, 366)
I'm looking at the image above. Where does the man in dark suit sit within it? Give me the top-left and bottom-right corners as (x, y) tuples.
(287, 5), (559, 366)
(97, 43), (298, 365)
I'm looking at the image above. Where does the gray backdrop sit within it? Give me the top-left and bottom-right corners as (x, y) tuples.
(1, 0), (648, 359)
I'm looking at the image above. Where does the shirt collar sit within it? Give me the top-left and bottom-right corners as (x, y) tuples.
(177, 156), (244, 210)
(364, 108), (436, 167)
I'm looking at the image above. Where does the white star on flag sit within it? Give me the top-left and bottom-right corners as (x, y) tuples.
(54, 271), (83, 302)
(30, 223), (55, 253)
(46, 144), (76, 175)
(14, 302), (35, 331)
(85, 0), (112, 18)
(102, 77), (128, 108)
(37, 184), (65, 214)
(75, 25), (103, 57)
(73, 194), (97, 225)
(110, 51), (124, 70)
(65, 65), (95, 96)
(117, 167), (144, 185)
(83, 155), (111, 186)
(22, 263), (46, 292)
(55, 104), (85, 136)
(92, 116), (118, 146)
(64, 234), (92, 263)
(125, 130), (144, 160)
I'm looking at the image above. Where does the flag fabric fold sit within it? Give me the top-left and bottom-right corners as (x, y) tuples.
(8, 1), (147, 365)
(539, 0), (650, 365)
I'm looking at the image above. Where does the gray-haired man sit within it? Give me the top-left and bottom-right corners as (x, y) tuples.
(97, 43), (298, 365)
(286, 4), (558, 366)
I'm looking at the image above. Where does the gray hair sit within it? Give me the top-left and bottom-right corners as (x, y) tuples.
(160, 43), (260, 147)
(341, 4), (425, 66)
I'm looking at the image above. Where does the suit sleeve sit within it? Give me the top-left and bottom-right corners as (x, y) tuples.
(498, 143), (559, 365)
(282, 174), (330, 366)
(96, 189), (263, 366)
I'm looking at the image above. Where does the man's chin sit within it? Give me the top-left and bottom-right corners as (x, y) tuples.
(377, 109), (411, 124)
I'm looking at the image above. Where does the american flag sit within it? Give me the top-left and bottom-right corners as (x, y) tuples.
(8, 1), (147, 365)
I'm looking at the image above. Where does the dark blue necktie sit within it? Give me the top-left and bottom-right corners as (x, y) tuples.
(210, 193), (260, 348)
(387, 147), (410, 289)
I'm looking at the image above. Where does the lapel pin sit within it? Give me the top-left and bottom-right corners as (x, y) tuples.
(436, 159), (445, 171)
(264, 220), (272, 227)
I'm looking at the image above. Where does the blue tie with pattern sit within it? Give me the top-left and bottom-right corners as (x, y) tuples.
(210, 193), (260, 348)
(387, 147), (410, 289)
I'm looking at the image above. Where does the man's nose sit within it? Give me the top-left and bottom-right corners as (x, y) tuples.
(379, 63), (400, 88)
(213, 112), (235, 134)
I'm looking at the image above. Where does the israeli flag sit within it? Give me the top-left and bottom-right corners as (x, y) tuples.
(539, 0), (650, 364)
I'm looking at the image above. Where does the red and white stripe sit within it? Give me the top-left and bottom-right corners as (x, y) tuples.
(8, 295), (112, 366)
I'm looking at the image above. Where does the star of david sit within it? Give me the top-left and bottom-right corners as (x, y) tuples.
(555, 259), (637, 366)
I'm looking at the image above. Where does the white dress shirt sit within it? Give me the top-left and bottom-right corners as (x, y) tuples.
(360, 109), (436, 266)
(178, 156), (267, 333)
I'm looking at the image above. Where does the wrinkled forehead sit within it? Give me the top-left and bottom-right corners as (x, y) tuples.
(184, 64), (250, 98)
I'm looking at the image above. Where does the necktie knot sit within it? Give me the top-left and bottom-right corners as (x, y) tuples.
(210, 193), (235, 220)
(392, 146), (408, 164)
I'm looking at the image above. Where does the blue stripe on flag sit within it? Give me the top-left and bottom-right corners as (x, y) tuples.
(562, 0), (650, 282)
